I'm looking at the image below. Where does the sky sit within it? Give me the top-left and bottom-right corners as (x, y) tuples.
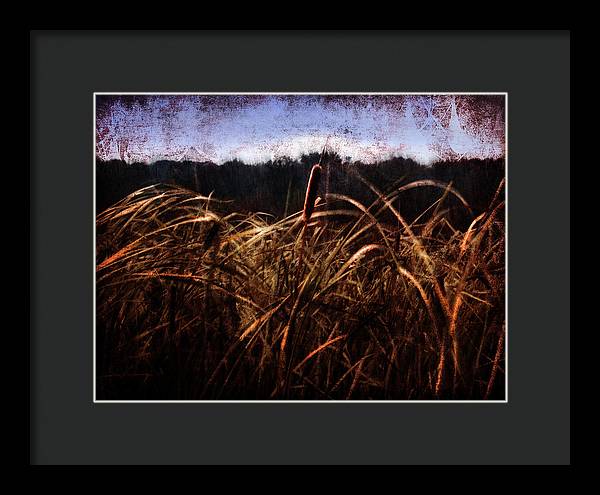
(95, 94), (505, 166)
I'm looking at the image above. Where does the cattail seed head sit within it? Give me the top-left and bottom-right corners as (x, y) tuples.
(302, 164), (322, 224)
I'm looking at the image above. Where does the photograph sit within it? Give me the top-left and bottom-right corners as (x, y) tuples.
(94, 93), (506, 401)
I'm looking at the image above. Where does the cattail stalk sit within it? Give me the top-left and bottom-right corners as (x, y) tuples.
(281, 163), (323, 396)
(302, 164), (322, 224)
(295, 163), (322, 296)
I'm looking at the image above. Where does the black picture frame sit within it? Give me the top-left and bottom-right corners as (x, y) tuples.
(30, 30), (570, 465)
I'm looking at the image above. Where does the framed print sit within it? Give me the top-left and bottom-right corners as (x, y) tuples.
(94, 92), (507, 402)
(31, 31), (570, 465)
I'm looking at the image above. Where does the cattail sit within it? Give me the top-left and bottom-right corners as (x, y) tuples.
(302, 164), (322, 224)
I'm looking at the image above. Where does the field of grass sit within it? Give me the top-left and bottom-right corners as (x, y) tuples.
(95, 168), (505, 400)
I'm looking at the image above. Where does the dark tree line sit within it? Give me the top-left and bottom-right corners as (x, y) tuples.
(96, 153), (505, 228)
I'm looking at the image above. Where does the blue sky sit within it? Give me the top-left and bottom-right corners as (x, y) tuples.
(96, 95), (505, 165)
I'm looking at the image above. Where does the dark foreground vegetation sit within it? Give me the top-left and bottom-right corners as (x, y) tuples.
(96, 155), (505, 400)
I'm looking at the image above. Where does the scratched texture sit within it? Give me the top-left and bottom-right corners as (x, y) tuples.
(96, 95), (505, 165)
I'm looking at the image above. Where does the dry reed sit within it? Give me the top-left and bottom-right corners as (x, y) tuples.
(95, 171), (505, 401)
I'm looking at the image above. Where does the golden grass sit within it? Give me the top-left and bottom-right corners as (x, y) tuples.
(96, 173), (505, 400)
